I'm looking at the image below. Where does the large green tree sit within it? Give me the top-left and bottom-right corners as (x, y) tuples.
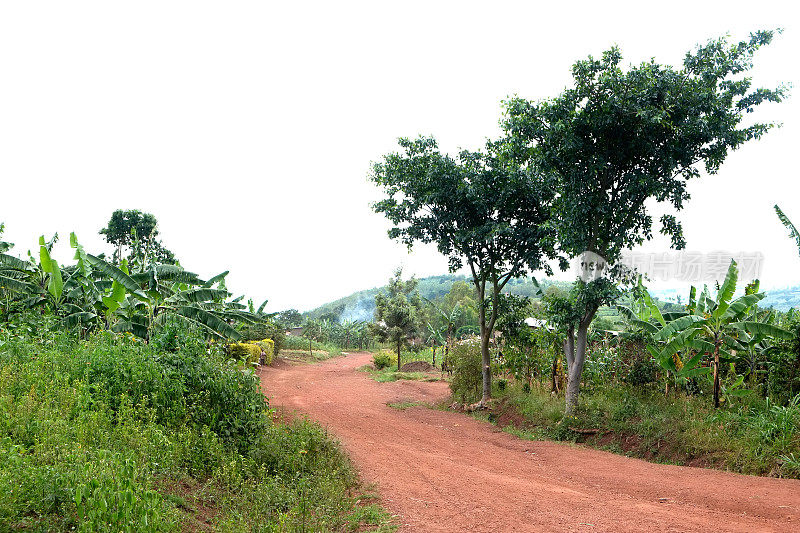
(371, 138), (559, 404)
(503, 31), (786, 413)
(100, 209), (176, 265)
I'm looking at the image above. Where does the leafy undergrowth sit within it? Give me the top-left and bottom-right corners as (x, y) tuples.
(481, 382), (800, 478)
(0, 328), (395, 531)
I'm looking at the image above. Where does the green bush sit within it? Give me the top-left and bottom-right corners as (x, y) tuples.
(227, 342), (262, 365)
(449, 338), (483, 404)
(0, 323), (392, 531)
(372, 352), (393, 370)
(256, 338), (275, 365)
(625, 355), (660, 387)
(240, 321), (286, 355)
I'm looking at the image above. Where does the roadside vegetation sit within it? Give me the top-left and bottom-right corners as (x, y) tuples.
(0, 214), (394, 531)
(344, 30), (800, 478)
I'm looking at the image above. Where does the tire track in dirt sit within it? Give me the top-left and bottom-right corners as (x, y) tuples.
(260, 352), (800, 532)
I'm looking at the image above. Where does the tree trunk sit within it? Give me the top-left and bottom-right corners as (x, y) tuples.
(564, 307), (597, 415)
(565, 323), (587, 415)
(789, 341), (800, 397)
(480, 313), (491, 403)
(713, 340), (721, 408)
(432, 345), (436, 367)
(551, 354), (559, 393)
(397, 339), (402, 371)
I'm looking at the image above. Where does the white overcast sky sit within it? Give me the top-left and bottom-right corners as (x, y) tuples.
(1, 1), (798, 312)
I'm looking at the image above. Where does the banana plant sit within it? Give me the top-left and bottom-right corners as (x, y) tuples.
(1, 231), (266, 342)
(423, 297), (463, 367)
(617, 277), (688, 340)
(647, 260), (793, 407)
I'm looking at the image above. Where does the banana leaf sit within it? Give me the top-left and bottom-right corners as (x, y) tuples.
(86, 255), (143, 295)
(176, 306), (241, 340)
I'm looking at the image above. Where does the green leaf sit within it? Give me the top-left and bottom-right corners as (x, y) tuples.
(713, 260), (738, 319)
(631, 318), (659, 334)
(38, 236), (53, 273)
(70, 232), (92, 278)
(203, 271), (229, 288)
(680, 366), (711, 379)
(687, 286), (697, 314)
(732, 321), (794, 340)
(775, 204), (800, 258)
(176, 306), (241, 340)
(63, 312), (97, 327)
(171, 288), (229, 304)
(0, 274), (33, 294)
(658, 328), (699, 362)
(0, 253), (30, 271)
(639, 283), (666, 326)
(722, 293), (764, 320)
(86, 254), (143, 295)
(653, 315), (705, 341)
(47, 259), (64, 301)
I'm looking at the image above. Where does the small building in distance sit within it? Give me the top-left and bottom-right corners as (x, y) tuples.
(285, 326), (304, 337)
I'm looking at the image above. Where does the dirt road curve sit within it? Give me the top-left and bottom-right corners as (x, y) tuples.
(260, 352), (800, 532)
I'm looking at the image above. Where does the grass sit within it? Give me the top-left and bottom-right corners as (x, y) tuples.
(278, 348), (340, 364)
(386, 401), (432, 411)
(358, 365), (442, 383)
(282, 335), (343, 358)
(0, 326), (395, 531)
(485, 381), (800, 477)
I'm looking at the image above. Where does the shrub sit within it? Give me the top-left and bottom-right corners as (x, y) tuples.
(241, 321), (286, 355)
(257, 338), (275, 365)
(449, 337), (483, 404)
(625, 355), (660, 387)
(228, 342), (262, 365)
(372, 352), (393, 370)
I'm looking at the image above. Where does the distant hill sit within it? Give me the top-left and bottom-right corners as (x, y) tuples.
(761, 285), (800, 311)
(303, 274), (572, 322)
(305, 275), (800, 323)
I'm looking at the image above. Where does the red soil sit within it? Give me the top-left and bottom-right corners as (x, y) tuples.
(260, 352), (800, 532)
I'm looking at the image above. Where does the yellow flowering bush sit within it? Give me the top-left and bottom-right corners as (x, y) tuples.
(228, 342), (262, 365)
(256, 338), (275, 365)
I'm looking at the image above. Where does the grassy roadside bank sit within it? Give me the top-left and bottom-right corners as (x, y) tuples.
(0, 327), (394, 531)
(466, 382), (800, 478)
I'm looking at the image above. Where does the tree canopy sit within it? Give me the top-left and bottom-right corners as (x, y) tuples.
(503, 30), (786, 263)
(372, 137), (560, 403)
(502, 30), (786, 412)
(99, 209), (176, 265)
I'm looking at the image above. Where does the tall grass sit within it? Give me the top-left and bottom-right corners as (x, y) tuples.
(495, 382), (800, 477)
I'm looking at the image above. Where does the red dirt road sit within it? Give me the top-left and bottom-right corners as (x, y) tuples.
(260, 352), (800, 532)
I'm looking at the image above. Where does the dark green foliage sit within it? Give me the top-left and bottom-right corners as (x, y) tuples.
(0, 320), (391, 531)
(240, 320), (286, 354)
(275, 308), (303, 328)
(502, 31), (785, 411)
(625, 356), (660, 387)
(99, 209), (176, 265)
(495, 382), (800, 478)
(449, 339), (483, 404)
(372, 352), (393, 370)
(504, 31), (785, 262)
(370, 269), (423, 369)
(372, 136), (561, 401)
